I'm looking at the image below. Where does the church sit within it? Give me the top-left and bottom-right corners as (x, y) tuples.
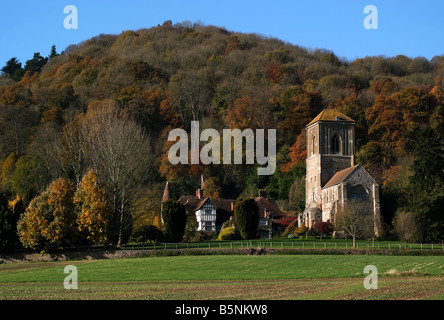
(300, 109), (380, 233)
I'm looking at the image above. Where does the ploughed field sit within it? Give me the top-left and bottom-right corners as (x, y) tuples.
(0, 255), (443, 300)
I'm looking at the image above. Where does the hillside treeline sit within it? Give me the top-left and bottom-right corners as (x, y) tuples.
(0, 21), (443, 248)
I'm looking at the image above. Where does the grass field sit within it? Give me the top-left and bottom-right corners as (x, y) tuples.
(1, 254), (443, 300)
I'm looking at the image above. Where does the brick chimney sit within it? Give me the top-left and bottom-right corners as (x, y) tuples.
(230, 202), (235, 212)
(196, 189), (204, 199)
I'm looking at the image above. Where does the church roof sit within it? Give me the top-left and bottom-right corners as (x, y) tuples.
(307, 109), (355, 127)
(323, 165), (360, 188)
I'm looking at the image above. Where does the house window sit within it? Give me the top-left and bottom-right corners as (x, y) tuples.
(331, 133), (340, 154)
(203, 201), (214, 214)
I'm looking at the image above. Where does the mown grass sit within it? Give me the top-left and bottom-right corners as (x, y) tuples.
(0, 255), (443, 299)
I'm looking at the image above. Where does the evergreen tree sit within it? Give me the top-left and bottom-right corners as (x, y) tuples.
(408, 127), (444, 242)
(24, 52), (48, 75)
(0, 193), (21, 252)
(1, 57), (24, 81)
(49, 45), (58, 60)
(234, 197), (259, 240)
(161, 200), (187, 242)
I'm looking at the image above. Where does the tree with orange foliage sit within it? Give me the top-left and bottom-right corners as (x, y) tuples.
(365, 94), (404, 165)
(266, 62), (282, 84)
(227, 87), (278, 130)
(333, 93), (368, 148)
(225, 35), (243, 54)
(18, 178), (78, 250)
(430, 76), (444, 136)
(278, 87), (323, 145)
(282, 129), (306, 173)
(74, 170), (110, 243)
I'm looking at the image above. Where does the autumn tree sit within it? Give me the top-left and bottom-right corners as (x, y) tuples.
(365, 94), (404, 165)
(227, 87), (278, 130)
(333, 93), (368, 148)
(17, 178), (78, 250)
(81, 100), (154, 246)
(0, 105), (39, 157)
(278, 87), (323, 145)
(430, 77), (444, 136)
(74, 170), (110, 243)
(203, 176), (222, 198)
(282, 129), (306, 173)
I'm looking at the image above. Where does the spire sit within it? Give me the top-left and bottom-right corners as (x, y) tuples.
(161, 181), (170, 203)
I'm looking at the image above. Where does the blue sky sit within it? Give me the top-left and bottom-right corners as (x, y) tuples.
(0, 0), (443, 68)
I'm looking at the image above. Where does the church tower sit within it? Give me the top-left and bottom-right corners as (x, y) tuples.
(305, 109), (355, 209)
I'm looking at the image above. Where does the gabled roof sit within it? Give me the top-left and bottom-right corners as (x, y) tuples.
(180, 196), (236, 213)
(307, 109), (355, 127)
(178, 195), (203, 210)
(178, 194), (286, 219)
(254, 196), (286, 219)
(323, 165), (359, 189)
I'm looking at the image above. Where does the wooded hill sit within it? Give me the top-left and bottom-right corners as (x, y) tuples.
(1, 20), (444, 243)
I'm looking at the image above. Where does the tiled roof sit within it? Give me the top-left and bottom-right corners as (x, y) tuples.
(307, 109), (355, 127)
(323, 165), (359, 188)
(254, 197), (286, 219)
(178, 194), (286, 219)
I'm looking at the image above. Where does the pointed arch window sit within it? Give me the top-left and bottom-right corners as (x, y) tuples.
(349, 185), (368, 202)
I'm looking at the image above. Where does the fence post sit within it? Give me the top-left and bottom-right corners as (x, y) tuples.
(165, 243), (167, 250)
(432, 243), (434, 250)
(303, 242), (305, 249)
(324, 243), (326, 249)
(230, 242), (232, 248)
(281, 242), (283, 248)
(388, 243), (390, 250)
(154, 243), (156, 250)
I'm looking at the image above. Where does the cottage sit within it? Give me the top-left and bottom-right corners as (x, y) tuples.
(162, 183), (286, 238)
